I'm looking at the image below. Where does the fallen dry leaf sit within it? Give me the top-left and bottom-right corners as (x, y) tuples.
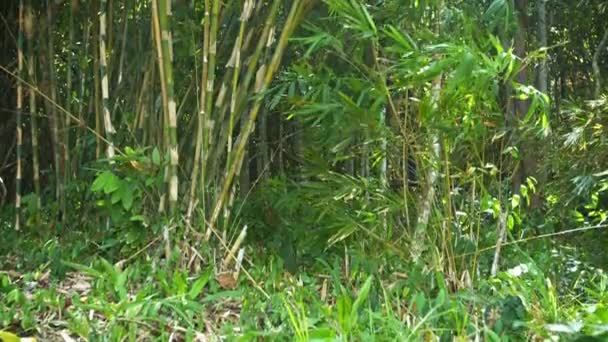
(216, 272), (237, 289)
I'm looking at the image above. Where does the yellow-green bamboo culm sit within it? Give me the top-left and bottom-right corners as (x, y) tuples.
(99, 0), (116, 160)
(206, 0), (306, 239)
(186, 0), (212, 222)
(153, 0), (179, 215)
(204, 0), (281, 191)
(15, 0), (24, 230)
(222, 0), (255, 234)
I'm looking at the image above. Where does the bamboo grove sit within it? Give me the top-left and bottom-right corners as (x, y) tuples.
(4, 0), (310, 235)
(1, 0), (608, 280)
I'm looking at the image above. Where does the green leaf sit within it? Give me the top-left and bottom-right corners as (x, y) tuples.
(359, 2), (377, 35)
(484, 328), (501, 342)
(485, 0), (507, 19)
(201, 290), (242, 303)
(453, 51), (476, 82)
(434, 288), (446, 307)
(511, 194), (520, 209)
(122, 187), (134, 211)
(124, 302), (144, 319)
(309, 328), (337, 342)
(111, 190), (121, 205)
(351, 275), (373, 318)
(130, 215), (146, 222)
(173, 271), (187, 296)
(383, 25), (416, 51)
(103, 174), (120, 194)
(507, 214), (514, 231)
(336, 294), (352, 333)
(62, 261), (103, 278)
(152, 147), (161, 166)
(115, 270), (129, 300)
(188, 267), (212, 300)
(91, 171), (119, 194)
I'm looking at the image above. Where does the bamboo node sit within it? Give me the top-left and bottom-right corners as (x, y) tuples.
(170, 147), (179, 165)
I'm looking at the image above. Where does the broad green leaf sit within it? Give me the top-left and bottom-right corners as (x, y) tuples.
(122, 187), (134, 211)
(111, 190), (121, 205)
(188, 267), (213, 300)
(103, 174), (120, 195)
(511, 194), (520, 209)
(91, 171), (119, 194)
(152, 147), (161, 166)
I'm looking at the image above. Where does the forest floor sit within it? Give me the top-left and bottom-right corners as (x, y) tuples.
(1, 224), (607, 341)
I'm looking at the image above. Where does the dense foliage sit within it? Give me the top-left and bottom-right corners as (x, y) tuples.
(0, 0), (607, 340)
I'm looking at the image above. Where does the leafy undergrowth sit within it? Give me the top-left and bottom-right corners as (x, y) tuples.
(1, 233), (607, 341)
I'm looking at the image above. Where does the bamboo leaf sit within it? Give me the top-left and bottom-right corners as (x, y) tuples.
(351, 275), (373, 318)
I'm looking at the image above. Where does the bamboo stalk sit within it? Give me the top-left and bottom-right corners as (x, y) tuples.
(411, 1), (444, 262)
(223, 0), (255, 234)
(490, 210), (508, 277)
(222, 225), (248, 269)
(99, 0), (116, 160)
(24, 0), (40, 212)
(227, 0), (254, 160)
(15, 0), (24, 230)
(153, 0), (179, 215)
(116, 1), (129, 86)
(92, 0), (103, 159)
(402, 90), (410, 229)
(60, 0), (78, 216)
(151, 4), (168, 213)
(186, 0), (212, 222)
(46, 1), (63, 209)
(200, 0), (222, 208)
(206, 0), (305, 239)
(74, 18), (90, 175)
(205, 0), (281, 186)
